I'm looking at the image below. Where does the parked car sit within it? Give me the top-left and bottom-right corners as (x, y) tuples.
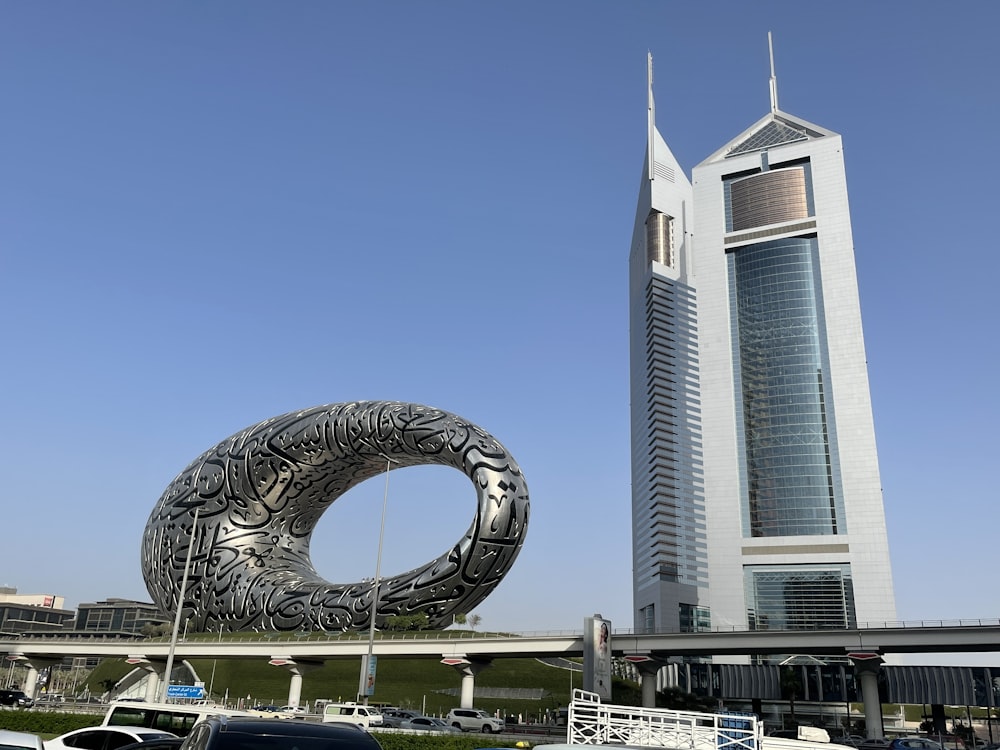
(278, 706), (307, 716)
(445, 708), (504, 733)
(45, 726), (178, 750)
(176, 716), (383, 750)
(0, 730), (44, 750)
(919, 737), (966, 750)
(0, 690), (35, 709)
(888, 739), (946, 750)
(398, 717), (462, 734)
(379, 710), (422, 728)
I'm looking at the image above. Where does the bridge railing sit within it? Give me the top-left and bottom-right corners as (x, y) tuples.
(4, 618), (1000, 644)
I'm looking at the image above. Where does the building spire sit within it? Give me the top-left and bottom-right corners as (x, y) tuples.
(647, 51), (655, 181)
(768, 32), (779, 113)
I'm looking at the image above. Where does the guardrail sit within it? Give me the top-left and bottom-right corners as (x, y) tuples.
(8, 618), (1000, 644)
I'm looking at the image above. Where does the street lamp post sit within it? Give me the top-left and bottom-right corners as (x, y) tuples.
(207, 625), (223, 703)
(160, 507), (200, 703)
(358, 458), (393, 703)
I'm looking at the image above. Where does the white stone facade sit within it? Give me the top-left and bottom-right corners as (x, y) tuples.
(630, 106), (897, 643)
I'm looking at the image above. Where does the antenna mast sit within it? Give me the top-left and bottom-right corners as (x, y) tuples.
(768, 32), (779, 112)
(647, 51), (655, 181)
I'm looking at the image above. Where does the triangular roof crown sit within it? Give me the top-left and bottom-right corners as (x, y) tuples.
(698, 110), (838, 167)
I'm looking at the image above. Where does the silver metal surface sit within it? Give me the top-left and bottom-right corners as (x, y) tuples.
(141, 401), (529, 632)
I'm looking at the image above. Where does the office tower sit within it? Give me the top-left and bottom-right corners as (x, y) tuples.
(630, 49), (896, 638)
(629, 56), (708, 634)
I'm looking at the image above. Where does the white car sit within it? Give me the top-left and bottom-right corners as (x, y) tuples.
(399, 716), (463, 734)
(0, 730), (44, 750)
(278, 705), (307, 715)
(445, 708), (505, 733)
(45, 726), (177, 750)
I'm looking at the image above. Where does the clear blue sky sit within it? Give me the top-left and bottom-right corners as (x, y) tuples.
(2, 2), (998, 643)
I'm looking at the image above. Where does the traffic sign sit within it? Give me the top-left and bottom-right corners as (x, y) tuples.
(166, 685), (205, 699)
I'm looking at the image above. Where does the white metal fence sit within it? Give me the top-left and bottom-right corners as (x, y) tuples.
(567, 689), (760, 750)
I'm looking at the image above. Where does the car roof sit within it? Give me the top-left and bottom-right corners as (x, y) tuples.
(213, 718), (371, 737)
(67, 727), (177, 737)
(0, 730), (44, 750)
(114, 740), (184, 750)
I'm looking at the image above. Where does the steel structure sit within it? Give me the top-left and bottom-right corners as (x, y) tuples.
(141, 401), (529, 632)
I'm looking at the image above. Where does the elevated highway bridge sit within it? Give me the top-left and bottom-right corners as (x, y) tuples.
(5, 621), (1000, 661)
(4, 620), (1000, 739)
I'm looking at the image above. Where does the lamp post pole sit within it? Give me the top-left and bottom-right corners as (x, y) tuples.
(207, 625), (223, 703)
(358, 458), (392, 704)
(160, 507), (199, 703)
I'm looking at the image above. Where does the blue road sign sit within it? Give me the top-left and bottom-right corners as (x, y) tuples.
(166, 685), (205, 699)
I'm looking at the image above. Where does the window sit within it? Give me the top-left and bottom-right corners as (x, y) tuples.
(679, 603), (711, 633)
(645, 211), (675, 267)
(744, 564), (855, 631)
(63, 732), (107, 750)
(729, 236), (842, 537)
(639, 604), (655, 634)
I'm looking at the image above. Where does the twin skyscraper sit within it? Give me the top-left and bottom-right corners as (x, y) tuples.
(629, 48), (897, 643)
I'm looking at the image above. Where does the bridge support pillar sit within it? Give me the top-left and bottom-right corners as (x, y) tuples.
(849, 652), (884, 739)
(125, 654), (167, 703)
(441, 656), (493, 708)
(6, 654), (63, 700)
(269, 657), (323, 708)
(145, 670), (161, 703)
(624, 655), (672, 708)
(124, 656), (169, 702)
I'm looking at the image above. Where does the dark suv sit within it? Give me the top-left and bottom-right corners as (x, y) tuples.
(179, 716), (382, 750)
(0, 690), (34, 708)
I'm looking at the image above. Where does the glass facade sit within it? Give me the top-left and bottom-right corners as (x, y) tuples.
(74, 599), (167, 633)
(744, 564), (856, 631)
(634, 275), (707, 592)
(730, 168), (809, 231)
(638, 604), (655, 634)
(678, 602), (711, 632)
(727, 120), (809, 157)
(645, 211), (674, 267)
(729, 236), (840, 537)
(0, 603), (72, 634)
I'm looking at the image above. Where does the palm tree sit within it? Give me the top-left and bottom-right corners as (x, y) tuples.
(780, 667), (803, 728)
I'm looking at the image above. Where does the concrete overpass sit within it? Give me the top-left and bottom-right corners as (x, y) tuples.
(5, 621), (1000, 737)
(6, 621), (1000, 661)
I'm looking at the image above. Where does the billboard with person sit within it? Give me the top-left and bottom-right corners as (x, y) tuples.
(583, 614), (612, 700)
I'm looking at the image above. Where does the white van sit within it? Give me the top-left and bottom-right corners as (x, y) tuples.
(103, 701), (253, 737)
(321, 702), (383, 729)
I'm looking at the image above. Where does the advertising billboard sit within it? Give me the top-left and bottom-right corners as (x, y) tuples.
(583, 615), (612, 700)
